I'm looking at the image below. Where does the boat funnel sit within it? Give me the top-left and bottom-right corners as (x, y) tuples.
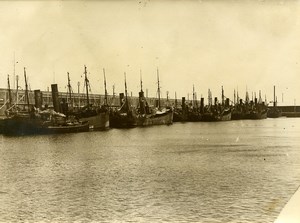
(34, 89), (43, 109)
(51, 84), (60, 112)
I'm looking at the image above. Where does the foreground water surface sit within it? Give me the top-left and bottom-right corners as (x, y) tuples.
(0, 118), (300, 223)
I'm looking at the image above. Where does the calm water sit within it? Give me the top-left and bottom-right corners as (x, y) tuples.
(0, 118), (300, 223)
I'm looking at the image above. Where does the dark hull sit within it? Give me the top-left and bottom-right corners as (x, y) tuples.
(109, 112), (137, 128)
(231, 112), (245, 120)
(245, 110), (268, 120)
(44, 121), (90, 134)
(2, 115), (43, 135)
(267, 108), (282, 118)
(187, 112), (201, 122)
(79, 111), (109, 130)
(201, 110), (231, 122)
(173, 110), (188, 122)
(136, 109), (173, 126)
(2, 115), (89, 136)
(73, 108), (110, 130)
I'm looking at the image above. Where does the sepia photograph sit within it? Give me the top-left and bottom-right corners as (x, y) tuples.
(0, 0), (300, 222)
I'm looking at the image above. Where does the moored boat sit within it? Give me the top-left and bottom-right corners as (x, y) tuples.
(135, 69), (173, 126)
(70, 66), (109, 130)
(201, 87), (231, 122)
(109, 73), (137, 128)
(173, 96), (188, 122)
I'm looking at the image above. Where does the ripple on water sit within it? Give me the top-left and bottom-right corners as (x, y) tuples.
(0, 119), (300, 222)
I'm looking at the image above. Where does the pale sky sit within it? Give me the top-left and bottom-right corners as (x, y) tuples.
(0, 0), (299, 105)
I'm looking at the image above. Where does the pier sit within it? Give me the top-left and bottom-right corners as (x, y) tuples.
(0, 88), (175, 116)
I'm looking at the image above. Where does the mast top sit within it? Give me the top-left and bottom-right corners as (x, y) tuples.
(140, 69), (143, 92)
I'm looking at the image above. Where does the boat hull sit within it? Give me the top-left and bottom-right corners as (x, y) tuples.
(79, 111), (109, 130)
(137, 109), (173, 126)
(2, 114), (90, 136)
(201, 110), (231, 122)
(245, 110), (268, 120)
(43, 121), (90, 134)
(267, 108), (282, 118)
(109, 111), (137, 128)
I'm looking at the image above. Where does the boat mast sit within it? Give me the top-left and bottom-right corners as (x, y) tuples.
(140, 69), (143, 92)
(67, 72), (73, 106)
(16, 75), (19, 107)
(192, 85), (195, 108)
(273, 85), (276, 107)
(24, 67), (30, 111)
(7, 75), (12, 108)
(157, 68), (161, 109)
(222, 86), (224, 106)
(234, 89), (236, 105)
(103, 68), (108, 106)
(175, 92), (177, 108)
(84, 65), (90, 109)
(124, 72), (129, 110)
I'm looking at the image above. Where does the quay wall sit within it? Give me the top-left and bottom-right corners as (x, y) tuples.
(0, 88), (176, 116)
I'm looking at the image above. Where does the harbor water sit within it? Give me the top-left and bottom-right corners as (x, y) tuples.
(0, 118), (300, 223)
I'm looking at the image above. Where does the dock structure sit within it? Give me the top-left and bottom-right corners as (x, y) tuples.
(1, 87), (299, 117)
(274, 186), (300, 223)
(0, 88), (176, 116)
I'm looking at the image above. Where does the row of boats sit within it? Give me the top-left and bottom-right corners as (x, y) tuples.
(0, 66), (282, 136)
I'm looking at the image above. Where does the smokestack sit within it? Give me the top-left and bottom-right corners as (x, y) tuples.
(200, 97), (204, 113)
(119, 93), (124, 106)
(34, 89), (42, 109)
(51, 84), (60, 112)
(182, 97), (186, 109)
(225, 98), (230, 107)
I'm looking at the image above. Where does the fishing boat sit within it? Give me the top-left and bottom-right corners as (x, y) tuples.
(2, 109), (89, 135)
(245, 91), (268, 120)
(135, 69), (173, 126)
(267, 86), (282, 118)
(109, 73), (137, 128)
(201, 87), (231, 122)
(231, 89), (246, 120)
(173, 96), (188, 122)
(71, 66), (109, 130)
(1, 68), (90, 135)
(187, 85), (201, 122)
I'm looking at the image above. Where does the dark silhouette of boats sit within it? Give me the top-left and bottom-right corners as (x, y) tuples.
(110, 69), (173, 127)
(70, 66), (109, 130)
(267, 85), (282, 118)
(244, 91), (268, 120)
(186, 85), (202, 122)
(173, 94), (188, 122)
(1, 68), (89, 135)
(109, 73), (137, 128)
(135, 70), (173, 126)
(201, 87), (231, 122)
(3, 110), (89, 135)
(232, 89), (268, 120)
